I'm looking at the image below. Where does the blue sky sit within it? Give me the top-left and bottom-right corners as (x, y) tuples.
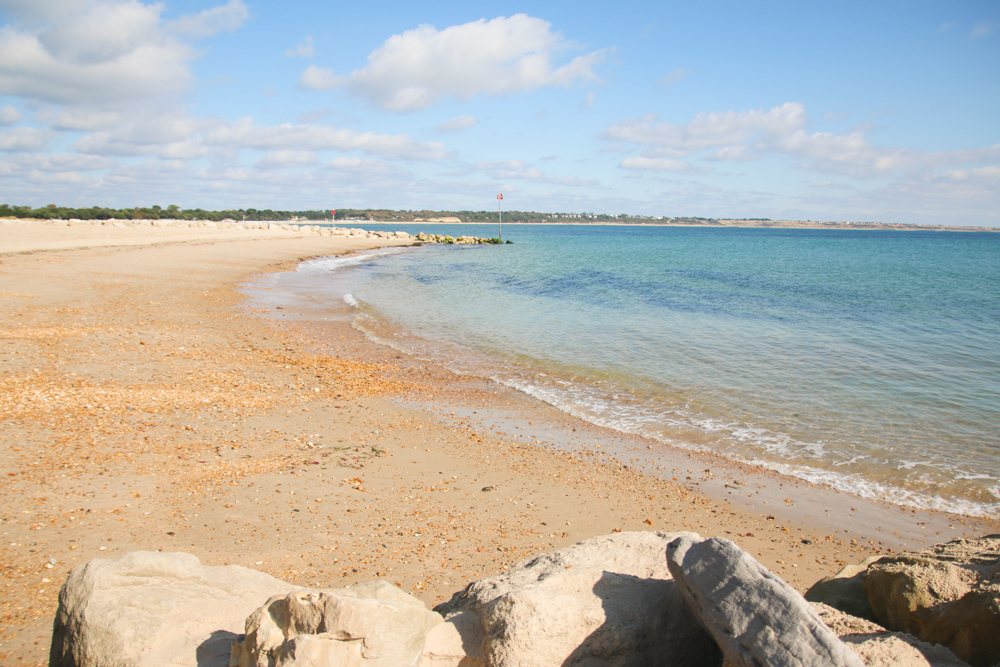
(0, 0), (997, 225)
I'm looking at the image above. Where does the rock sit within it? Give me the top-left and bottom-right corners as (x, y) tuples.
(434, 531), (721, 667)
(863, 534), (1000, 667)
(666, 535), (865, 667)
(805, 556), (880, 621)
(49, 551), (296, 667)
(231, 580), (443, 667)
(419, 614), (481, 666)
(812, 602), (969, 667)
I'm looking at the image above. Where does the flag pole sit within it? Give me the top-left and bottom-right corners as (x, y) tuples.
(497, 193), (503, 243)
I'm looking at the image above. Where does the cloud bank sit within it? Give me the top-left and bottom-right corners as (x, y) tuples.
(0, 0), (247, 105)
(301, 14), (611, 111)
(607, 102), (1000, 178)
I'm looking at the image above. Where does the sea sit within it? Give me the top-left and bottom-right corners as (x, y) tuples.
(274, 223), (1000, 519)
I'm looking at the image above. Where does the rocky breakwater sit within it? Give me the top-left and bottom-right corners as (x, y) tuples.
(50, 532), (989, 667)
(414, 232), (508, 245)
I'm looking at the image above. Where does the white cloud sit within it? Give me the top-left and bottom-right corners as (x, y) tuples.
(706, 145), (753, 161)
(166, 0), (248, 39)
(580, 92), (595, 109)
(302, 14), (611, 112)
(70, 110), (204, 156)
(47, 108), (122, 131)
(656, 67), (687, 88)
(0, 127), (52, 150)
(255, 150), (318, 169)
(0, 0), (88, 22)
(807, 181), (855, 190)
(59, 106), (449, 162)
(0, 104), (22, 124)
(28, 169), (94, 185)
(71, 132), (190, 159)
(0, 0), (246, 106)
(605, 102), (1000, 179)
(300, 65), (343, 90)
(326, 156), (409, 176)
(16, 151), (114, 171)
(296, 108), (334, 123)
(936, 165), (1000, 183)
(158, 139), (208, 160)
(204, 119), (448, 160)
(435, 115), (477, 132)
(770, 128), (914, 174)
(471, 158), (599, 186)
(971, 22), (994, 38)
(620, 156), (703, 172)
(286, 35), (314, 58)
(604, 103), (807, 159)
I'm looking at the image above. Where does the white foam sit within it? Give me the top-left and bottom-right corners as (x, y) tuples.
(343, 294), (359, 308)
(298, 247), (406, 274)
(491, 370), (1000, 518)
(766, 462), (1000, 519)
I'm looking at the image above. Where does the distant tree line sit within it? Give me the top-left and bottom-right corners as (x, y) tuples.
(0, 204), (334, 222)
(0, 203), (719, 225)
(331, 209), (719, 225)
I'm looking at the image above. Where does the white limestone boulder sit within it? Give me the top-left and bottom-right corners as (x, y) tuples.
(230, 580), (443, 667)
(49, 551), (296, 667)
(433, 531), (721, 667)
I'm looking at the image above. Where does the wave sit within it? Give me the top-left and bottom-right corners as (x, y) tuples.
(299, 247), (408, 274)
(347, 307), (1000, 519)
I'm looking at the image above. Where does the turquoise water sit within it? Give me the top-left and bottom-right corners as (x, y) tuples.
(295, 224), (1000, 517)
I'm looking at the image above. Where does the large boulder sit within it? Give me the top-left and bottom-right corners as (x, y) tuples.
(433, 531), (721, 667)
(230, 580), (443, 667)
(863, 534), (1000, 667)
(812, 602), (969, 667)
(666, 535), (865, 667)
(49, 551), (296, 667)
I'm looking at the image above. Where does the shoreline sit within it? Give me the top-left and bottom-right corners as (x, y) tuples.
(5, 215), (998, 236)
(356, 220), (1000, 232)
(1, 220), (996, 665)
(252, 270), (993, 547)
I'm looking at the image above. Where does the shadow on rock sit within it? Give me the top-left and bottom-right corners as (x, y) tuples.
(560, 572), (721, 667)
(197, 630), (241, 667)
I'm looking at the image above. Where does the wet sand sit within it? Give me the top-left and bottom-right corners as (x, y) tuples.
(1, 219), (996, 665)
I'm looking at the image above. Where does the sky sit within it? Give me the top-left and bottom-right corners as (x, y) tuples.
(0, 0), (998, 225)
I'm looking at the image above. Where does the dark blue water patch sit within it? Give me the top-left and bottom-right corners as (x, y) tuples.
(443, 262), (910, 327)
(367, 226), (1000, 342)
(371, 256), (485, 286)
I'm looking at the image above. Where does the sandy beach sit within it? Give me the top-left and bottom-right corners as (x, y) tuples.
(1, 219), (996, 666)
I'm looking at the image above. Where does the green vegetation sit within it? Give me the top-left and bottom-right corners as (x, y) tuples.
(0, 203), (720, 226)
(0, 203), (334, 222)
(331, 208), (718, 225)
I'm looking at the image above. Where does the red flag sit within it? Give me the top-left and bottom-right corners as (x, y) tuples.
(497, 194), (503, 200)
(331, 210), (336, 215)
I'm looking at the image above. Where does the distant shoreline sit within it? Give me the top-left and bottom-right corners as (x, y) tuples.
(350, 218), (1000, 233)
(4, 214), (997, 234)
